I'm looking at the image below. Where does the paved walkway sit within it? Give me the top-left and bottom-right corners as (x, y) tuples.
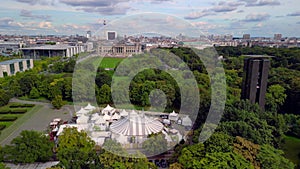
(0, 98), (75, 146)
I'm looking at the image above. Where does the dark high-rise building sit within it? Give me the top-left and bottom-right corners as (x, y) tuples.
(241, 55), (272, 110)
(107, 31), (117, 40)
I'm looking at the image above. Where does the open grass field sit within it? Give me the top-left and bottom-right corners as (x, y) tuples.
(99, 57), (124, 69)
(282, 136), (300, 167)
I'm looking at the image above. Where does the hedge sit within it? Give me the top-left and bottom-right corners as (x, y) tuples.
(9, 103), (35, 108)
(0, 124), (6, 130)
(10, 109), (27, 114)
(0, 109), (11, 114)
(0, 116), (17, 122)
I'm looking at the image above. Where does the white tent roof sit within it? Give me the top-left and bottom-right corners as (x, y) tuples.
(77, 115), (89, 124)
(112, 113), (121, 120)
(169, 111), (178, 116)
(103, 104), (114, 112)
(84, 103), (96, 111)
(91, 113), (101, 121)
(103, 113), (111, 121)
(182, 115), (192, 126)
(95, 116), (106, 124)
(120, 109), (128, 116)
(110, 114), (164, 136)
(76, 107), (89, 116)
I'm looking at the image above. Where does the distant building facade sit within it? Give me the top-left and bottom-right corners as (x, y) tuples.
(243, 34), (251, 40)
(107, 31), (117, 41)
(21, 45), (84, 59)
(86, 31), (92, 39)
(241, 55), (271, 110)
(0, 59), (34, 77)
(0, 42), (25, 55)
(97, 41), (143, 57)
(274, 34), (282, 41)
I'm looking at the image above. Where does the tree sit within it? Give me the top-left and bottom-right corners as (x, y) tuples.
(204, 132), (233, 153)
(0, 89), (10, 106)
(51, 95), (65, 109)
(96, 84), (112, 104)
(3, 130), (54, 163)
(177, 143), (205, 169)
(257, 144), (295, 169)
(198, 152), (254, 169)
(57, 127), (99, 169)
(29, 87), (40, 99)
(266, 84), (287, 112)
(142, 132), (168, 156)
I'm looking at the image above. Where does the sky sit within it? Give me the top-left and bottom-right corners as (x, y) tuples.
(0, 0), (299, 37)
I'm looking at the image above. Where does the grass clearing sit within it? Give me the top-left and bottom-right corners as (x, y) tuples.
(282, 135), (300, 166)
(99, 57), (124, 69)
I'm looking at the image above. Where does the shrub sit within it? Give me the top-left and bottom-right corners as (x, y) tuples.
(0, 125), (6, 130)
(0, 116), (17, 122)
(10, 109), (27, 114)
(9, 103), (34, 108)
(0, 109), (11, 114)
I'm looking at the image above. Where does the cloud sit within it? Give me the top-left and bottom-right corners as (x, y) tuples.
(211, 1), (244, 12)
(243, 13), (270, 22)
(78, 6), (130, 15)
(184, 10), (214, 20)
(0, 17), (23, 28)
(59, 0), (130, 7)
(184, 1), (243, 20)
(59, 0), (130, 15)
(241, 0), (280, 6)
(38, 21), (53, 29)
(14, 0), (55, 5)
(20, 10), (52, 21)
(287, 11), (300, 16)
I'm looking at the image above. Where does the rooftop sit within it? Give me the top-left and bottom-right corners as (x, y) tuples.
(21, 44), (77, 50)
(0, 59), (30, 65)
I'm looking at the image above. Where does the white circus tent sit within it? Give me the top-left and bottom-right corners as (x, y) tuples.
(110, 113), (164, 137)
(182, 115), (192, 127)
(103, 113), (111, 121)
(84, 103), (96, 111)
(102, 105), (115, 115)
(112, 113), (121, 120)
(120, 109), (128, 117)
(91, 113), (101, 121)
(169, 110), (179, 121)
(76, 107), (89, 116)
(77, 115), (89, 124)
(95, 116), (106, 125)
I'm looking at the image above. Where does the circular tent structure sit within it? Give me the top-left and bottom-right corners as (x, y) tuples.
(110, 112), (164, 144)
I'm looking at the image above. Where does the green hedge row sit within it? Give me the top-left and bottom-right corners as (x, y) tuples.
(0, 116), (17, 122)
(9, 103), (35, 108)
(0, 125), (6, 130)
(0, 109), (27, 114)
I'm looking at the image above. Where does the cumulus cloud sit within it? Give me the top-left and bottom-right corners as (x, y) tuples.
(243, 13), (270, 22)
(287, 11), (300, 16)
(20, 10), (52, 21)
(184, 10), (214, 20)
(59, 0), (131, 15)
(241, 0), (280, 7)
(211, 1), (244, 12)
(0, 17), (23, 28)
(38, 21), (53, 29)
(14, 0), (55, 5)
(185, 1), (243, 20)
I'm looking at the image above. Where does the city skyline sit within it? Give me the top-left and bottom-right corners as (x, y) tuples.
(0, 0), (299, 37)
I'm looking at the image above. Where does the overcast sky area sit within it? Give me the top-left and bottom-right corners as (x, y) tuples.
(0, 0), (299, 37)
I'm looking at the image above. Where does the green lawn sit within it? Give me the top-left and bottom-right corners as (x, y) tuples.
(282, 136), (300, 166)
(99, 57), (124, 69)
